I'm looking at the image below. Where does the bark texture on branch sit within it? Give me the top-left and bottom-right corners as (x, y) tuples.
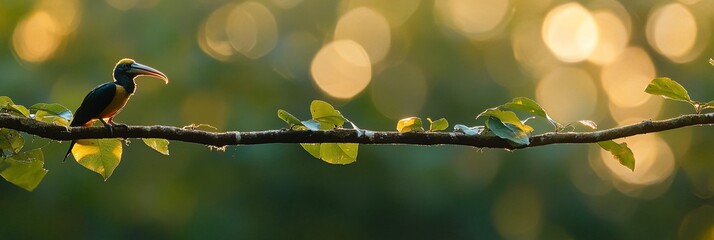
(1, 113), (713, 149)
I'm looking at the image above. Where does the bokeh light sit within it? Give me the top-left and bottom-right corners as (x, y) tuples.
(435, 0), (511, 40)
(311, 40), (372, 99)
(340, 0), (421, 28)
(334, 7), (391, 64)
(197, 3), (236, 61)
(370, 63), (427, 119)
(227, 2), (278, 59)
(12, 0), (82, 63)
(600, 47), (656, 108)
(39, 0), (82, 35)
(597, 134), (675, 198)
(198, 2), (278, 61)
(492, 185), (543, 239)
(12, 11), (61, 63)
(587, 10), (630, 65)
(646, 3), (700, 63)
(536, 67), (597, 123)
(542, 3), (598, 63)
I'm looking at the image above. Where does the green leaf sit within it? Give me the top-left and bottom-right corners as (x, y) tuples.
(319, 143), (358, 165)
(598, 140), (635, 171)
(277, 109), (302, 126)
(645, 77), (693, 103)
(295, 124), (322, 158)
(73, 139), (122, 181)
(397, 117), (424, 133)
(0, 96), (13, 107)
(4, 104), (30, 118)
(427, 118), (449, 132)
(698, 100), (714, 113)
(30, 103), (72, 126)
(478, 109), (534, 134)
(0, 96), (29, 118)
(477, 108), (518, 122)
(300, 143), (321, 158)
(29, 103), (72, 119)
(0, 149), (47, 191)
(142, 138), (170, 155)
(501, 97), (561, 128)
(300, 142), (358, 165)
(310, 100), (346, 129)
(0, 128), (24, 154)
(34, 111), (70, 127)
(453, 124), (484, 136)
(486, 117), (531, 145)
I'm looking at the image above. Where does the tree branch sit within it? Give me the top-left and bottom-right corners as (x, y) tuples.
(1, 113), (713, 149)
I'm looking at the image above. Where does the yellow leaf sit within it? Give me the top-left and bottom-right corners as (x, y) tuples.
(397, 117), (424, 133)
(142, 138), (170, 155)
(73, 139), (122, 181)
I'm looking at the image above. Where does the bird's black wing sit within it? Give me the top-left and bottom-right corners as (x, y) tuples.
(70, 82), (117, 126)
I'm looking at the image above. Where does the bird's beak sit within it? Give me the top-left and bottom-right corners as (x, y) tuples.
(129, 62), (169, 84)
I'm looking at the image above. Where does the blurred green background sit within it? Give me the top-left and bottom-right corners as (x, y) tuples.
(3, 0), (714, 239)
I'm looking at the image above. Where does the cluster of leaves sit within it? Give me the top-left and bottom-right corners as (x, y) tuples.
(0, 96), (169, 191)
(277, 98), (634, 171)
(453, 97), (632, 171)
(396, 117), (448, 133)
(278, 100), (358, 164)
(392, 97), (632, 170)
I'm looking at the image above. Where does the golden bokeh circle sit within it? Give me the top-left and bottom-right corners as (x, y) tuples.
(542, 3), (598, 63)
(311, 40), (372, 99)
(587, 10), (629, 65)
(435, 0), (511, 40)
(334, 7), (391, 63)
(12, 11), (61, 63)
(646, 3), (700, 63)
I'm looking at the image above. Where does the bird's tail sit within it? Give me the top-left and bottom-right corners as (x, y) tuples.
(63, 141), (76, 162)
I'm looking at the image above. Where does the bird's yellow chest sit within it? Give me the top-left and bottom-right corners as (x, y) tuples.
(98, 84), (131, 118)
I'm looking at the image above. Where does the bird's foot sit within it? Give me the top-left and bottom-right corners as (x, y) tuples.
(99, 119), (115, 136)
(108, 118), (127, 128)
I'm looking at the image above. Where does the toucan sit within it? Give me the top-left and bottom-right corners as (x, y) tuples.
(63, 58), (168, 162)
